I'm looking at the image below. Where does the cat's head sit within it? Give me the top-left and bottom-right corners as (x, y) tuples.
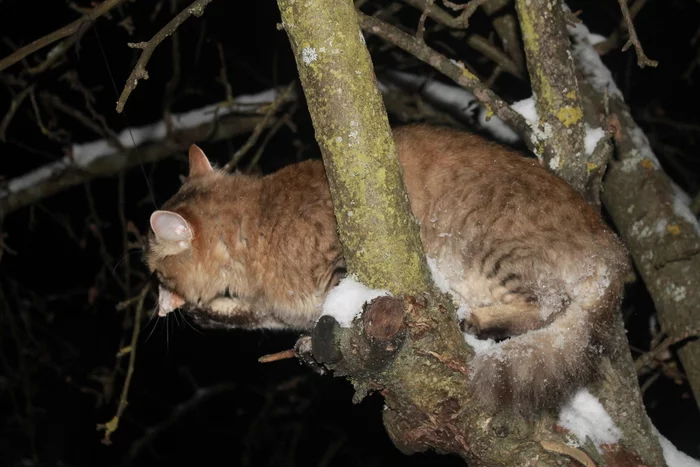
(144, 145), (240, 318)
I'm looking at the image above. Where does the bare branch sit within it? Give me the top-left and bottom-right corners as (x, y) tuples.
(357, 12), (537, 152)
(0, 0), (126, 72)
(616, 0), (658, 68)
(400, 0), (490, 29)
(97, 284), (150, 445)
(116, 0), (214, 113)
(223, 83), (296, 171)
(0, 89), (285, 215)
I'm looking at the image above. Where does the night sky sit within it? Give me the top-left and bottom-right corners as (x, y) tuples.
(1, 0), (699, 466)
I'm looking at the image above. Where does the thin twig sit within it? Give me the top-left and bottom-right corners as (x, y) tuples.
(616, 0), (658, 68)
(416, 0), (435, 42)
(595, 0), (649, 56)
(635, 329), (700, 373)
(540, 440), (596, 467)
(116, 0), (214, 113)
(0, 0), (126, 72)
(0, 85), (34, 142)
(223, 83), (296, 171)
(357, 12), (535, 148)
(97, 284), (151, 445)
(402, 0), (489, 29)
(258, 349), (297, 363)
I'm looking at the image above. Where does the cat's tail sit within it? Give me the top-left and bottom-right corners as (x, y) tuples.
(467, 267), (624, 414)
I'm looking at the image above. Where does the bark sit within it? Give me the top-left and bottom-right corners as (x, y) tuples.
(276, 0), (431, 295)
(515, 0), (608, 203)
(278, 0), (667, 465)
(599, 85), (700, 411)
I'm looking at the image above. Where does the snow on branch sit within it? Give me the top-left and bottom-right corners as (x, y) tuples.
(0, 88), (283, 215)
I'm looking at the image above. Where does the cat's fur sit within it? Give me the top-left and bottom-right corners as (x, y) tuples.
(144, 124), (629, 413)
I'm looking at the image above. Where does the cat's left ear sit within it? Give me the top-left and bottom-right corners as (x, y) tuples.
(188, 144), (214, 177)
(150, 210), (193, 247)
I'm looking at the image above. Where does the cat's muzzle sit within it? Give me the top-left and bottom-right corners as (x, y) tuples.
(157, 285), (186, 317)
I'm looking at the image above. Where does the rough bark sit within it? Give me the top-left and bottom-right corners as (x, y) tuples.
(512, 3), (666, 463)
(514, 0), (609, 203)
(568, 0), (700, 418)
(277, 0), (431, 295)
(600, 89), (700, 411)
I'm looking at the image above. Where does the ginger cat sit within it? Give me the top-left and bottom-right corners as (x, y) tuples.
(144, 124), (629, 412)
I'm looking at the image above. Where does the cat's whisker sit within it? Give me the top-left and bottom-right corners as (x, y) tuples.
(165, 314), (171, 355)
(144, 312), (161, 343)
(112, 248), (143, 275)
(172, 308), (181, 328)
(177, 309), (202, 334)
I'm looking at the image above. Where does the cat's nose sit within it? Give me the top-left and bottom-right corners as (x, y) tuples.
(157, 285), (186, 316)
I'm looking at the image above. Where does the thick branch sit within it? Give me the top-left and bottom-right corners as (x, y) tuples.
(569, 14), (700, 414)
(515, 0), (597, 200)
(278, 0), (432, 295)
(116, 0), (213, 113)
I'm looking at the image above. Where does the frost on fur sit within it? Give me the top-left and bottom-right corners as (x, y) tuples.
(320, 277), (390, 327)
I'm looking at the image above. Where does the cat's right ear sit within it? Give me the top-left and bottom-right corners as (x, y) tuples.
(189, 144), (214, 177)
(150, 210), (193, 248)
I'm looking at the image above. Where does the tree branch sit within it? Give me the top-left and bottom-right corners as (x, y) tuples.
(278, 0), (433, 294)
(616, 0), (658, 68)
(0, 89), (284, 215)
(116, 0), (213, 113)
(570, 3), (700, 417)
(515, 0), (604, 202)
(356, 12), (537, 155)
(0, 0), (126, 72)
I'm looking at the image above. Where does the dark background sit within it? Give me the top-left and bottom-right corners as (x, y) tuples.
(0, 0), (699, 466)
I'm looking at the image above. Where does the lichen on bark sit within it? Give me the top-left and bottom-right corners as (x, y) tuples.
(515, 0), (595, 200)
(277, 0), (432, 296)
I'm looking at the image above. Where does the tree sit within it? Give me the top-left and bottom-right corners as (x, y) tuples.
(0, 0), (698, 466)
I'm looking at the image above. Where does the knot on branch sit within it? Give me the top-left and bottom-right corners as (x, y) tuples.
(310, 296), (408, 373)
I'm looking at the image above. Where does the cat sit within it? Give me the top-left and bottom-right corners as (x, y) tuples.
(144, 124), (629, 412)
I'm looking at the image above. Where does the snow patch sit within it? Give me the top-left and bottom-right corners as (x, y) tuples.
(511, 97), (538, 123)
(584, 126), (606, 155)
(379, 71), (520, 144)
(320, 277), (390, 327)
(567, 18), (623, 99)
(427, 256), (451, 294)
(654, 427), (700, 467)
(463, 332), (498, 355)
(672, 190), (700, 235)
(557, 388), (621, 451)
(6, 89), (282, 195)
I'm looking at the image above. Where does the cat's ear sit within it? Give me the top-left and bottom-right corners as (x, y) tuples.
(188, 144), (213, 177)
(150, 210), (193, 246)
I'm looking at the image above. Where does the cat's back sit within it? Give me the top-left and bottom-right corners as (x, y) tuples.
(393, 124), (627, 272)
(394, 124), (606, 231)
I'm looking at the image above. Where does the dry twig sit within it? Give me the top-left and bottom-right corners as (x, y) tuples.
(616, 0), (658, 68)
(97, 284), (151, 445)
(223, 83), (296, 171)
(357, 12), (535, 150)
(0, 0), (126, 72)
(116, 0), (214, 113)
